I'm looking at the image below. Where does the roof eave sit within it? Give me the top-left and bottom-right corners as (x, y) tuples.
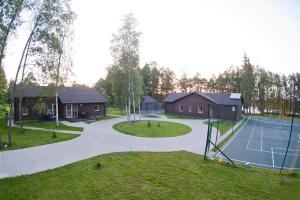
(60, 101), (108, 104)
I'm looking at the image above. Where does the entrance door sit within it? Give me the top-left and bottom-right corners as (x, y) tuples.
(72, 104), (78, 118)
(66, 104), (78, 118)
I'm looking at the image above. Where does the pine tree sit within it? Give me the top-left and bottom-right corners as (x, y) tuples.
(240, 53), (256, 113)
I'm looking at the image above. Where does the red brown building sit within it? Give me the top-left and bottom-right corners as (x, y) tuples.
(164, 92), (243, 121)
(14, 87), (107, 121)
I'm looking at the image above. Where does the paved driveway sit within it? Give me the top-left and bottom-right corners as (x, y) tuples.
(0, 116), (210, 179)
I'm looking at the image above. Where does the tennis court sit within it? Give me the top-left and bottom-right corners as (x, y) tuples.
(216, 117), (300, 170)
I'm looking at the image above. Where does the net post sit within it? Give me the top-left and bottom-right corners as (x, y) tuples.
(280, 106), (294, 174)
(215, 105), (220, 145)
(280, 83), (297, 174)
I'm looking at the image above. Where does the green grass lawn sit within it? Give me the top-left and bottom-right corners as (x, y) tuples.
(0, 122), (79, 151)
(0, 151), (299, 200)
(203, 120), (237, 135)
(107, 107), (125, 116)
(163, 112), (200, 119)
(16, 121), (83, 132)
(113, 120), (191, 137)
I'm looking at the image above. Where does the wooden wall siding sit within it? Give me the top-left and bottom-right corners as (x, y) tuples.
(174, 93), (213, 118)
(61, 103), (106, 118)
(214, 105), (241, 121)
(165, 102), (175, 114)
(14, 97), (106, 121)
(14, 97), (56, 121)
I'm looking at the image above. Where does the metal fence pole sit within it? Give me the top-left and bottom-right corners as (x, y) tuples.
(204, 104), (211, 160)
(280, 84), (297, 173)
(280, 111), (294, 173)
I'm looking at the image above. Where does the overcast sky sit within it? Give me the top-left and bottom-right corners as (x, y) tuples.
(3, 0), (300, 86)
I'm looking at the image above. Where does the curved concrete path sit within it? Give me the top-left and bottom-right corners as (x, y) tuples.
(0, 116), (211, 179)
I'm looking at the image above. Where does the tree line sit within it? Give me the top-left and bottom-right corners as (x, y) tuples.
(96, 52), (300, 115)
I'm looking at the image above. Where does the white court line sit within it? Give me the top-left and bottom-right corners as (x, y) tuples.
(246, 147), (300, 156)
(246, 120), (257, 150)
(271, 148), (275, 167)
(251, 118), (297, 126)
(216, 118), (249, 157)
(272, 147), (300, 152)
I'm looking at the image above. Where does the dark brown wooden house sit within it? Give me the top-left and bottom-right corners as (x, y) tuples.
(14, 87), (107, 121)
(164, 92), (243, 121)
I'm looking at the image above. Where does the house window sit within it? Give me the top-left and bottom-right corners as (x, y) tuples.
(188, 105), (192, 112)
(22, 107), (28, 115)
(94, 105), (100, 111)
(178, 105), (184, 112)
(198, 105), (203, 113)
(232, 106), (236, 112)
(48, 104), (56, 117)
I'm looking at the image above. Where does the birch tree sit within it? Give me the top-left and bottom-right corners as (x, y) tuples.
(110, 13), (142, 122)
(0, 0), (34, 67)
(32, 0), (75, 126)
(7, 0), (75, 145)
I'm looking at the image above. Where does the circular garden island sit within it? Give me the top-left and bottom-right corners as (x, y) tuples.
(113, 120), (192, 137)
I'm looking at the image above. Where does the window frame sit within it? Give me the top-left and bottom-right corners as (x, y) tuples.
(178, 104), (184, 112)
(22, 107), (28, 116)
(94, 105), (100, 111)
(232, 106), (236, 112)
(48, 104), (56, 117)
(188, 105), (192, 112)
(197, 105), (203, 113)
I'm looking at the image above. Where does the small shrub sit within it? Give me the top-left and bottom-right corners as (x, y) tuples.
(157, 121), (160, 127)
(0, 140), (8, 149)
(147, 120), (151, 127)
(95, 162), (102, 169)
(52, 130), (57, 138)
(0, 140), (4, 149)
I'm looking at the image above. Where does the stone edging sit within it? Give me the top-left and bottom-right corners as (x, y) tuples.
(12, 125), (82, 134)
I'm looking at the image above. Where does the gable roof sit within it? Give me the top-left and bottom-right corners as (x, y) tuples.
(14, 86), (107, 103)
(164, 93), (190, 103)
(200, 93), (242, 106)
(14, 87), (52, 97)
(58, 88), (107, 104)
(164, 92), (243, 106)
(142, 96), (157, 103)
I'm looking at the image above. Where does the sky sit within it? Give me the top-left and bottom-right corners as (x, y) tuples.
(3, 0), (300, 86)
